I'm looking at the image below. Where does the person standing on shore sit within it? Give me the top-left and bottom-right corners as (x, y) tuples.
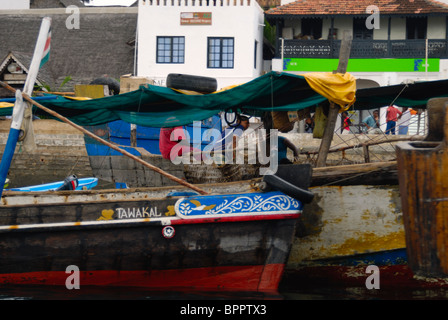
(341, 111), (352, 134)
(385, 105), (402, 135)
(362, 110), (381, 134)
(397, 107), (411, 135)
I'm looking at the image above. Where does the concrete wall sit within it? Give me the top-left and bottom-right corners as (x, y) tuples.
(0, 119), (94, 188)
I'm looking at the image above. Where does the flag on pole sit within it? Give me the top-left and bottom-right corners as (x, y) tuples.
(39, 27), (51, 68)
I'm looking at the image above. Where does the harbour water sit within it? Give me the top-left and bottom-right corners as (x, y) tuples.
(2, 274), (448, 301)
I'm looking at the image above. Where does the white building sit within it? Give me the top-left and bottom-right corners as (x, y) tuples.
(0, 0), (30, 10)
(265, 0), (448, 134)
(137, 0), (265, 89)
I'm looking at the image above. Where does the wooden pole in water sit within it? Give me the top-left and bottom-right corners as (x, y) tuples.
(0, 81), (209, 196)
(396, 97), (448, 277)
(316, 30), (352, 167)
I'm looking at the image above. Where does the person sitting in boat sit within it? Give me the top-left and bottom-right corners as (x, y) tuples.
(212, 115), (250, 163)
(277, 136), (300, 164)
(304, 116), (314, 133)
(362, 110), (381, 134)
(159, 126), (190, 161)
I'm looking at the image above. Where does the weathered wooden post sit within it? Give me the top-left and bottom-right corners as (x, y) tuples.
(21, 17), (52, 153)
(396, 97), (448, 277)
(120, 75), (155, 147)
(362, 144), (370, 163)
(316, 30), (352, 167)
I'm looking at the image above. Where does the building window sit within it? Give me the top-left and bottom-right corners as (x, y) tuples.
(406, 17), (427, 39)
(156, 36), (185, 63)
(301, 18), (323, 39)
(207, 37), (234, 68)
(353, 18), (373, 40)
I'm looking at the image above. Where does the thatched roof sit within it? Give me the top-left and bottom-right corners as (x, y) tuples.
(0, 8), (137, 92)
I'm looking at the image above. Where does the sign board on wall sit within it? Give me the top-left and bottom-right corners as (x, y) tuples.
(283, 58), (440, 72)
(180, 12), (212, 25)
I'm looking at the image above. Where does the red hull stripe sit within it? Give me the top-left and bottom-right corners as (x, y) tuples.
(170, 213), (300, 225)
(0, 264), (285, 292)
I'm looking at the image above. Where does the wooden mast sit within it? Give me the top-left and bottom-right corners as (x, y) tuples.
(316, 30), (352, 167)
(20, 17), (52, 153)
(0, 17), (52, 198)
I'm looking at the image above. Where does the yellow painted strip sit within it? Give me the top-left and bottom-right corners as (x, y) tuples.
(74, 84), (106, 99)
(0, 102), (14, 108)
(63, 96), (92, 101)
(328, 230), (406, 256)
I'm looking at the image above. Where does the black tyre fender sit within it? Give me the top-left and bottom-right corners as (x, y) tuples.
(263, 174), (314, 204)
(258, 181), (272, 192)
(90, 77), (120, 95)
(166, 73), (217, 93)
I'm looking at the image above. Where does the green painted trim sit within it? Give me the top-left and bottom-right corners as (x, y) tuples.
(284, 58), (440, 72)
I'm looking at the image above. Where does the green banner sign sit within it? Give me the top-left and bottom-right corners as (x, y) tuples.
(284, 58), (440, 72)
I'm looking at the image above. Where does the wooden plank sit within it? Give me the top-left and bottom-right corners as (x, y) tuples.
(311, 161), (397, 186)
(287, 184), (404, 268)
(304, 136), (423, 155)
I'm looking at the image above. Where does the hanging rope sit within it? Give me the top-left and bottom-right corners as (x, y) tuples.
(389, 83), (409, 107)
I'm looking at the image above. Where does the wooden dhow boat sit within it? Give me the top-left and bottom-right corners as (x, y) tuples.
(0, 18), (313, 293)
(3, 17), (448, 295)
(282, 97), (448, 294)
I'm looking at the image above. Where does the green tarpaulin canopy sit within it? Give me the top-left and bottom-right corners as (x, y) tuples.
(1, 71), (447, 127)
(356, 79), (448, 109)
(1, 72), (329, 127)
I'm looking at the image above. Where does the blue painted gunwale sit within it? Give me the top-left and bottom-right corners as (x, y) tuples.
(7, 177), (98, 192)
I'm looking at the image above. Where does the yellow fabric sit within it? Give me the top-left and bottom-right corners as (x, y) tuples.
(63, 96), (92, 101)
(0, 102), (14, 108)
(172, 84), (240, 95)
(214, 84), (239, 93)
(171, 88), (203, 95)
(302, 72), (356, 111)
